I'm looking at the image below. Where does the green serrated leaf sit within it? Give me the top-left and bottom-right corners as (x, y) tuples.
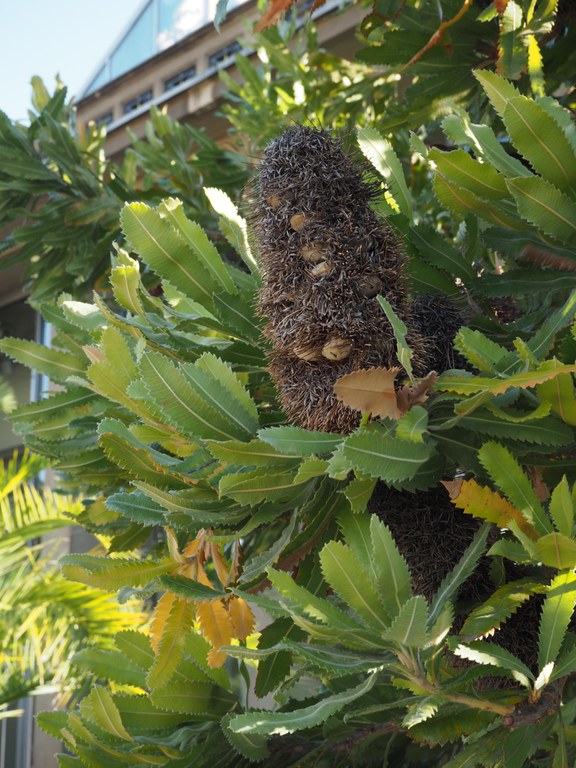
(428, 524), (490, 627)
(396, 406), (429, 443)
(453, 640), (534, 687)
(229, 672), (378, 735)
(534, 533), (576, 569)
(429, 147), (509, 200)
(343, 475), (376, 513)
(0, 338), (86, 382)
(357, 126), (413, 219)
(257, 425), (342, 456)
(454, 328), (509, 373)
(73, 649), (147, 688)
(320, 540), (389, 630)
(221, 713), (269, 761)
(343, 425), (433, 482)
(503, 96), (576, 197)
(383, 596), (428, 647)
(507, 176), (576, 243)
(377, 296), (414, 380)
(80, 686), (132, 741)
(61, 554), (175, 591)
(549, 476), (574, 538)
(460, 580), (542, 640)
(369, 515), (412, 619)
(538, 571), (576, 670)
(478, 441), (551, 535)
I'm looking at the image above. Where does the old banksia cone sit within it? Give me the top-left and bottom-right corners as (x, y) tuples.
(254, 125), (429, 433)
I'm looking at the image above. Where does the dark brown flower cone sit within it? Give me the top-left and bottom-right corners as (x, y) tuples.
(253, 124), (429, 434)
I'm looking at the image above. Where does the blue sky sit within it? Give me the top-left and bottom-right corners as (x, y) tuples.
(0, 0), (143, 121)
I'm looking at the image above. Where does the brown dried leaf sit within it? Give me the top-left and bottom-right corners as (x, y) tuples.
(333, 367), (403, 419)
(441, 478), (464, 499)
(397, 371), (438, 412)
(255, 0), (297, 31)
(495, 0), (510, 14)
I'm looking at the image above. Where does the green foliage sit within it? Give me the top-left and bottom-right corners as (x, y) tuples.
(2, 3), (576, 765)
(0, 450), (140, 714)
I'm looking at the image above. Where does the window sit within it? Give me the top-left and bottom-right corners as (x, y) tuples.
(208, 40), (242, 68)
(94, 112), (113, 128)
(123, 89), (153, 115)
(164, 64), (197, 91)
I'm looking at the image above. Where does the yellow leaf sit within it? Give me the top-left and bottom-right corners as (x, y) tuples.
(196, 599), (233, 652)
(150, 591), (176, 652)
(450, 478), (539, 540)
(334, 367), (403, 419)
(228, 597), (256, 642)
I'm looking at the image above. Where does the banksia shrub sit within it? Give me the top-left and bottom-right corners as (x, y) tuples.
(254, 124), (430, 433)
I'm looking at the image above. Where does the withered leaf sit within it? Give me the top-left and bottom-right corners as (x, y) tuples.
(333, 367), (403, 419)
(396, 371), (437, 412)
(255, 0), (298, 31)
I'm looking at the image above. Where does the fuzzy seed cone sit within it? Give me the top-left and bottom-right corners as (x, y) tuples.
(254, 125), (429, 433)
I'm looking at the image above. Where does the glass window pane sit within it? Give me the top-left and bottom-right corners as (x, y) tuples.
(111, 1), (154, 80)
(157, 0), (210, 51)
(85, 65), (108, 95)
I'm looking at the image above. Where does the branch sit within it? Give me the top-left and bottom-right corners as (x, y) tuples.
(400, 0), (473, 72)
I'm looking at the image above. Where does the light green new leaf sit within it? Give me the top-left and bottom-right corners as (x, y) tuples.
(383, 596), (428, 648)
(453, 640), (534, 687)
(110, 262), (146, 317)
(549, 476), (574, 537)
(506, 176), (576, 243)
(80, 686), (132, 741)
(396, 406), (428, 443)
(478, 442), (551, 536)
(538, 571), (576, 670)
(537, 368), (576, 426)
(342, 426), (433, 483)
(357, 126), (413, 219)
(377, 296), (414, 381)
(503, 97), (576, 197)
(0, 338), (86, 382)
(229, 672), (378, 735)
(534, 533), (576, 570)
(370, 516), (412, 619)
(320, 540), (389, 631)
(436, 360), (576, 396)
(204, 187), (257, 273)
(429, 148), (509, 200)
(258, 425), (342, 456)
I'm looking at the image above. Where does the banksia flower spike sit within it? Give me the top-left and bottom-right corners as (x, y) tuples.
(254, 124), (429, 433)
